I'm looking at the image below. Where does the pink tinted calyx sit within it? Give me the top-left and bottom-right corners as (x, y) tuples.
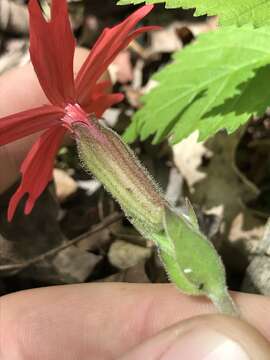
(62, 103), (108, 145)
(62, 103), (89, 130)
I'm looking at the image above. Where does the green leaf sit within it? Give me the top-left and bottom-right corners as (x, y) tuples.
(158, 207), (238, 315)
(117, 0), (270, 27)
(124, 26), (270, 145)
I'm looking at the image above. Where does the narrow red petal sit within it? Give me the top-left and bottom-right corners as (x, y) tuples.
(80, 81), (123, 116)
(121, 26), (161, 49)
(0, 105), (63, 146)
(84, 93), (124, 117)
(29, 0), (76, 106)
(91, 81), (112, 94)
(7, 126), (66, 221)
(75, 5), (159, 106)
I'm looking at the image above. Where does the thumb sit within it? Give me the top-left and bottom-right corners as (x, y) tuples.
(120, 314), (270, 359)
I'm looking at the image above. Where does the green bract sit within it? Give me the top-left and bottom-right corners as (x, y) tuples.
(117, 0), (270, 27)
(159, 207), (237, 315)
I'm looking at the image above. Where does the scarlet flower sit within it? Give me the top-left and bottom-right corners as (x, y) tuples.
(0, 0), (157, 221)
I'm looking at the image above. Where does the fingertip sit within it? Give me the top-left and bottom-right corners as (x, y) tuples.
(120, 314), (270, 360)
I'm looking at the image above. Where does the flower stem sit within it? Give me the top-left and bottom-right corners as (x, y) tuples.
(73, 116), (239, 316)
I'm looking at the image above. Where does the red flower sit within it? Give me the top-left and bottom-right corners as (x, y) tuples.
(0, 0), (157, 221)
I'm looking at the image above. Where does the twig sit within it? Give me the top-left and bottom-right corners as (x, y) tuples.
(111, 230), (145, 246)
(0, 212), (123, 274)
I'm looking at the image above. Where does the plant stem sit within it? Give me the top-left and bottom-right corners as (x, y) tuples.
(209, 291), (240, 317)
(74, 117), (239, 316)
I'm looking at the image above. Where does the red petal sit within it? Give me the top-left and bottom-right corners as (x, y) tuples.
(121, 26), (161, 49)
(75, 5), (159, 107)
(29, 0), (76, 106)
(0, 105), (63, 145)
(91, 81), (112, 94)
(8, 126), (66, 221)
(80, 81), (123, 116)
(78, 81), (111, 106)
(84, 93), (124, 117)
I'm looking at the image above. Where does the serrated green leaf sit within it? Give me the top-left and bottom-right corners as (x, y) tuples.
(159, 207), (238, 315)
(117, 0), (270, 27)
(124, 26), (270, 145)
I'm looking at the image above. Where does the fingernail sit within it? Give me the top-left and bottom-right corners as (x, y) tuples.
(161, 328), (250, 360)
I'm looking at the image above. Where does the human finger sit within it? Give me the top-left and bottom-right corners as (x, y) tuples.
(1, 283), (270, 359)
(120, 314), (270, 359)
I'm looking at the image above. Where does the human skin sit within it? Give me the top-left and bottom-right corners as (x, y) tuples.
(1, 284), (270, 359)
(1, 48), (270, 359)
